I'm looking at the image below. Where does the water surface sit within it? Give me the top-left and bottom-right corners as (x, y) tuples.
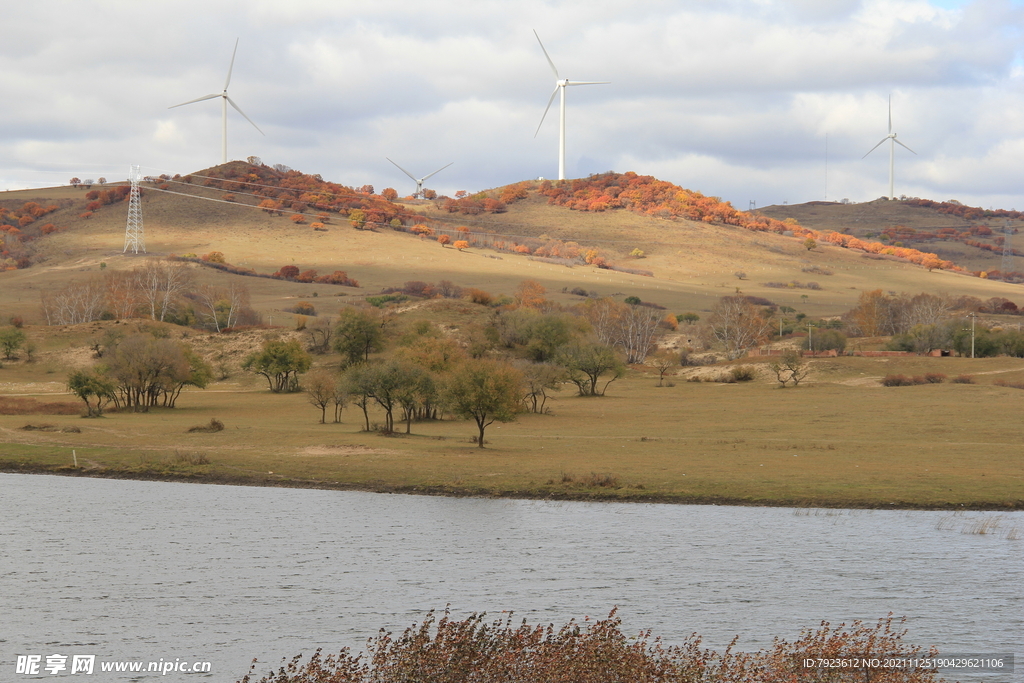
(1, 474), (1019, 681)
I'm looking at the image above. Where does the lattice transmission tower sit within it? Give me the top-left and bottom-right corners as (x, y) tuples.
(123, 165), (145, 254)
(1001, 220), (1014, 274)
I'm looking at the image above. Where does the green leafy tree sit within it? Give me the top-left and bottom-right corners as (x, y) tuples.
(305, 368), (337, 423)
(334, 307), (386, 365)
(342, 363), (376, 431)
(516, 360), (564, 413)
(0, 326), (26, 360)
(67, 369), (116, 417)
(243, 338), (312, 393)
(443, 359), (523, 448)
(103, 333), (196, 411)
(803, 328), (846, 353)
(362, 360), (424, 434)
(163, 347), (213, 408)
(555, 341), (625, 396)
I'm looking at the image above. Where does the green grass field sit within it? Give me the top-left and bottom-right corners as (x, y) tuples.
(3, 354), (1021, 509)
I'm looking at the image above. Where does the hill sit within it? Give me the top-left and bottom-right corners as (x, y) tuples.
(2, 165), (1023, 510)
(1, 164), (1023, 329)
(757, 198), (1023, 278)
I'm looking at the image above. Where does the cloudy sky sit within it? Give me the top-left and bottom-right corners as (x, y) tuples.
(2, 0), (1023, 211)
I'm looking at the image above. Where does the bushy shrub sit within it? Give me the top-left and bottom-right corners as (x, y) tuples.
(289, 301), (317, 316)
(239, 611), (941, 683)
(730, 365), (756, 382)
(365, 293), (408, 308)
(804, 329), (846, 352)
(463, 288), (493, 305)
(951, 374), (975, 384)
(881, 374), (914, 387)
(923, 372), (946, 384)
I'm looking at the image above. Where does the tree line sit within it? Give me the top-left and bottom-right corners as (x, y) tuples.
(41, 260), (261, 331)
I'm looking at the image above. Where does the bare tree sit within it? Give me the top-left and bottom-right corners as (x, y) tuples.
(40, 278), (106, 325)
(193, 281), (250, 332)
(905, 293), (954, 328)
(648, 348), (679, 386)
(139, 260), (194, 322)
(706, 296), (773, 359)
(305, 316), (334, 354)
(616, 304), (662, 364)
(769, 351), (810, 387)
(578, 297), (621, 346)
(104, 269), (144, 320)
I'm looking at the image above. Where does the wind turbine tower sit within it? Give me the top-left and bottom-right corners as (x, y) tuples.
(533, 30), (609, 181)
(863, 95), (916, 200)
(386, 158), (453, 198)
(169, 38), (264, 164)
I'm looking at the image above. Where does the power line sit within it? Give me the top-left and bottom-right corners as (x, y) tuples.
(142, 183), (702, 247)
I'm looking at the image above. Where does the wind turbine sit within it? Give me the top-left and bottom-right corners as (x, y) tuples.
(386, 158), (453, 198)
(533, 30), (608, 181)
(863, 95), (915, 200)
(169, 39), (264, 164)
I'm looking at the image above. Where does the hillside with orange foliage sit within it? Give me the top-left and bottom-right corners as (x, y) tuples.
(529, 172), (958, 274)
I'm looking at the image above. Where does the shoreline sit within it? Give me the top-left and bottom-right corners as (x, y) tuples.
(3, 462), (1021, 511)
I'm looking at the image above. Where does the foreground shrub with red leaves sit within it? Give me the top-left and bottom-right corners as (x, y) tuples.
(238, 610), (943, 683)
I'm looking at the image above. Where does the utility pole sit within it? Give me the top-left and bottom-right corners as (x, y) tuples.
(970, 312), (976, 359)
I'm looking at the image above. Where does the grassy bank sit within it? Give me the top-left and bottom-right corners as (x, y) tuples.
(3, 356), (1022, 510)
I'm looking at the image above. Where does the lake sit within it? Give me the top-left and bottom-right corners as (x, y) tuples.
(1, 474), (1020, 681)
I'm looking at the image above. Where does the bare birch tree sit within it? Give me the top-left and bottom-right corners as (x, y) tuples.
(40, 277), (106, 325)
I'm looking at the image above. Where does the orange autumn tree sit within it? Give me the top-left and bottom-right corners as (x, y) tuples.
(514, 280), (546, 309)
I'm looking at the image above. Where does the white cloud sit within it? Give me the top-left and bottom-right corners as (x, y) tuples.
(0, 0), (1023, 210)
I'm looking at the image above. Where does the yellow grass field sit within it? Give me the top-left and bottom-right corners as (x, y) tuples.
(2, 351), (1022, 509)
(3, 182), (1023, 327)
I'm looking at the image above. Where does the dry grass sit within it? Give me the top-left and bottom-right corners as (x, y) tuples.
(2, 355), (1022, 508)
(2, 181), (1024, 508)
(0, 396), (81, 415)
(3, 182), (1024, 329)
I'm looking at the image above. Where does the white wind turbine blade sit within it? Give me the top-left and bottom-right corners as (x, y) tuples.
(420, 162), (453, 183)
(862, 138), (888, 158)
(533, 30), (559, 79)
(169, 93), (221, 109)
(566, 80), (611, 86)
(894, 138), (916, 155)
(386, 158), (419, 182)
(535, 86), (560, 137)
(224, 38), (239, 92)
(226, 95), (264, 135)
